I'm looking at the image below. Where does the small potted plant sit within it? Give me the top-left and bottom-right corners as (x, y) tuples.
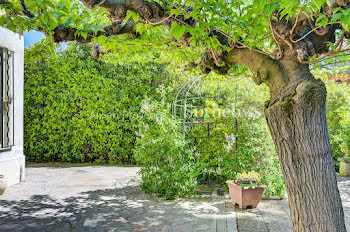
(226, 171), (266, 209)
(339, 143), (350, 177)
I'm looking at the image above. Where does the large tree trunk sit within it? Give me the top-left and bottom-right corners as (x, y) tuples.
(265, 75), (346, 231)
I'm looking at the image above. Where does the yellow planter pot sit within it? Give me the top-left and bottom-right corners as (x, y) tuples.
(338, 158), (350, 177)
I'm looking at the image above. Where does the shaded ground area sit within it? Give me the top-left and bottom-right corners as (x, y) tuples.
(0, 167), (235, 232)
(338, 175), (350, 232)
(0, 167), (349, 231)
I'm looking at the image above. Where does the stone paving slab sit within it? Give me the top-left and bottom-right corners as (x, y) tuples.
(213, 199), (237, 232)
(338, 175), (350, 232)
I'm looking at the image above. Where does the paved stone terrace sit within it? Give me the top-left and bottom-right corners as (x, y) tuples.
(0, 167), (349, 232)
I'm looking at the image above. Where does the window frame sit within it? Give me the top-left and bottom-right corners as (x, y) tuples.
(0, 47), (14, 152)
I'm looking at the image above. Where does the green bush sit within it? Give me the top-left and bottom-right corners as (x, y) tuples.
(324, 76), (350, 168)
(24, 44), (175, 163)
(134, 99), (198, 199)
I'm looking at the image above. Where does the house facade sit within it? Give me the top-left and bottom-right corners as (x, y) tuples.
(0, 27), (25, 187)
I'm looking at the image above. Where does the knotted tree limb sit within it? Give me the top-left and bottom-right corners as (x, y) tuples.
(51, 21), (137, 43)
(269, 0), (349, 63)
(225, 48), (287, 92)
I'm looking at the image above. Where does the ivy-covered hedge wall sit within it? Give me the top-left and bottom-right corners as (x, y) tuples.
(24, 44), (176, 163)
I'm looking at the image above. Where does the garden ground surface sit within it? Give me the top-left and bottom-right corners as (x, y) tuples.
(0, 166), (349, 232)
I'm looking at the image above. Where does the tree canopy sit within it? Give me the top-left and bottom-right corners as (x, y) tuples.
(1, 0), (349, 79)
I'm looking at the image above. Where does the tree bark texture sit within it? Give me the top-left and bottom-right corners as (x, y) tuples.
(265, 76), (346, 232)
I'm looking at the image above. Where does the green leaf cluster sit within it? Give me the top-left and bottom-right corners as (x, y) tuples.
(134, 99), (197, 200)
(321, 74), (350, 168)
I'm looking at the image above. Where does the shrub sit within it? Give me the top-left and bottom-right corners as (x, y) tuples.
(322, 76), (350, 169)
(24, 44), (175, 163)
(134, 99), (197, 199)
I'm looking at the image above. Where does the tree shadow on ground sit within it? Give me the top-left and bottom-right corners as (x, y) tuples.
(0, 183), (224, 232)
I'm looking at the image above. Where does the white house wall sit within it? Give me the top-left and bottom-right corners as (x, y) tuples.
(0, 27), (25, 187)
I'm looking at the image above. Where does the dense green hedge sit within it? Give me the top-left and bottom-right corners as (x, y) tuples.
(324, 76), (350, 168)
(24, 44), (176, 163)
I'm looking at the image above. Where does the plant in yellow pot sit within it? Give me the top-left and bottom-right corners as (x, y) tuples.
(339, 144), (350, 177)
(226, 171), (266, 209)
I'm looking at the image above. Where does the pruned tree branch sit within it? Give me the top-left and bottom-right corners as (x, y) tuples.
(90, 43), (107, 59)
(51, 21), (137, 43)
(225, 48), (287, 93)
(267, 0), (349, 63)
